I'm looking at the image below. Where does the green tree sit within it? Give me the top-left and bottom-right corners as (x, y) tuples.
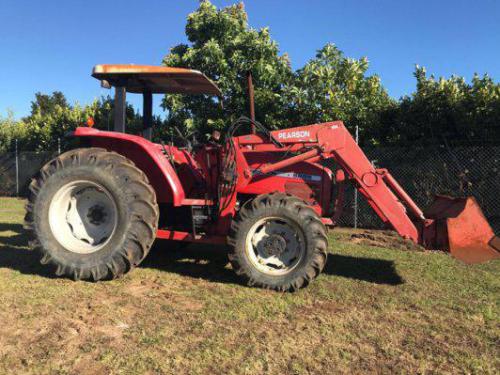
(26, 91), (69, 119)
(162, 1), (293, 134)
(0, 111), (28, 152)
(19, 91), (86, 150)
(87, 95), (149, 135)
(384, 66), (500, 145)
(3, 1), (499, 151)
(286, 43), (395, 144)
(2, 92), (146, 152)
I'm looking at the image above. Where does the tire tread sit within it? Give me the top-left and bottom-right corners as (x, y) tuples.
(228, 192), (328, 292)
(25, 147), (159, 281)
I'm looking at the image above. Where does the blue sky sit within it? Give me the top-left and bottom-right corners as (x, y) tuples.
(1, 0), (499, 118)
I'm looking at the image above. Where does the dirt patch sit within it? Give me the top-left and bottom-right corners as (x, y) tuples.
(72, 358), (109, 375)
(126, 278), (204, 312)
(348, 229), (424, 251)
(168, 295), (205, 312)
(126, 282), (154, 298)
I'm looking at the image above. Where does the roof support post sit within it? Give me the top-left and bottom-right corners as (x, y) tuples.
(143, 91), (153, 140)
(114, 86), (126, 132)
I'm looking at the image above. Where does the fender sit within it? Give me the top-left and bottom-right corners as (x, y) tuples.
(72, 127), (185, 205)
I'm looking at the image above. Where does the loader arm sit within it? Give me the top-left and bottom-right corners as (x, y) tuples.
(237, 121), (499, 263)
(236, 121), (423, 241)
(315, 123), (423, 242)
(269, 122), (423, 242)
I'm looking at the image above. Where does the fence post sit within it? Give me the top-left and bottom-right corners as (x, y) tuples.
(15, 139), (19, 197)
(58, 138), (61, 155)
(353, 126), (359, 229)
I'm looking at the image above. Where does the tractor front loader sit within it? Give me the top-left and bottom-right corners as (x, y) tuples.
(24, 65), (499, 291)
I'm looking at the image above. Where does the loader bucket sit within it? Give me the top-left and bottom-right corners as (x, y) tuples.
(424, 196), (500, 264)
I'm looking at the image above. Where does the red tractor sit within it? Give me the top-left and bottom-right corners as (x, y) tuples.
(25, 65), (499, 291)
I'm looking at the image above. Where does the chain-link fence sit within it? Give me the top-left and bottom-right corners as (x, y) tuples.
(1, 138), (499, 234)
(0, 150), (56, 197)
(336, 145), (500, 235)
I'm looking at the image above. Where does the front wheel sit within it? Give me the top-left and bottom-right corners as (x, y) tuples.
(25, 148), (159, 281)
(228, 193), (328, 291)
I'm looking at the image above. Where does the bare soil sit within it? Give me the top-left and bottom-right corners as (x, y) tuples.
(337, 227), (425, 251)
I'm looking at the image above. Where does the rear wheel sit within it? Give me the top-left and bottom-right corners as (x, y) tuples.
(25, 148), (159, 281)
(228, 193), (328, 291)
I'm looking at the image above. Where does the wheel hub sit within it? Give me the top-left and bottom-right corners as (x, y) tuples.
(49, 181), (118, 254)
(262, 234), (287, 257)
(245, 217), (305, 275)
(87, 204), (107, 225)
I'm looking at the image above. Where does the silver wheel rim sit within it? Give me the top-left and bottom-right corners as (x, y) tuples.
(48, 180), (118, 254)
(245, 216), (306, 275)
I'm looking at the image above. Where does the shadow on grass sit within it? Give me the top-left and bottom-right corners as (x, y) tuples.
(141, 241), (240, 285)
(0, 223), (27, 247)
(0, 222), (57, 278)
(144, 240), (404, 286)
(323, 254), (404, 285)
(0, 223), (404, 285)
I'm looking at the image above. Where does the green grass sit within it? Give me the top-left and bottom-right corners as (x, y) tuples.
(0, 197), (498, 374)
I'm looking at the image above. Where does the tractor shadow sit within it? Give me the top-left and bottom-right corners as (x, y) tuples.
(323, 254), (404, 285)
(143, 240), (404, 286)
(0, 223), (403, 286)
(141, 241), (240, 285)
(0, 222), (58, 278)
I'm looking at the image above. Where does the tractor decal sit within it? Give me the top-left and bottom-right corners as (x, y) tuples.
(277, 130), (311, 140)
(252, 169), (321, 182)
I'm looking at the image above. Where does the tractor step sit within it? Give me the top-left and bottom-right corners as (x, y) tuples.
(182, 198), (214, 206)
(191, 205), (212, 236)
